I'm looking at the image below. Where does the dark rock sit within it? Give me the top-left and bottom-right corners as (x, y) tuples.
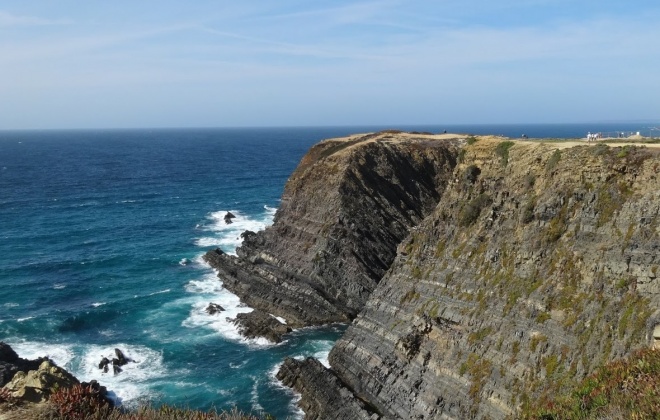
(203, 133), (460, 341)
(114, 348), (129, 366)
(206, 302), (225, 315)
(224, 212), (236, 224)
(0, 342), (19, 363)
(98, 357), (110, 373)
(0, 342), (46, 387)
(232, 309), (292, 343)
(276, 357), (379, 420)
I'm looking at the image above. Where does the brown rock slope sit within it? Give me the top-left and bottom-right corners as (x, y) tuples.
(285, 139), (660, 419)
(204, 132), (460, 341)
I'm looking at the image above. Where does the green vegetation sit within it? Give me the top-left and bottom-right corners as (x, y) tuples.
(523, 173), (536, 189)
(466, 136), (478, 145)
(4, 384), (271, 420)
(524, 348), (660, 419)
(529, 334), (548, 352)
(401, 287), (421, 304)
(535, 311), (551, 323)
(459, 194), (492, 226)
(463, 164), (481, 184)
(468, 326), (493, 345)
(495, 141), (515, 166)
(546, 149), (561, 171)
(521, 197), (536, 224)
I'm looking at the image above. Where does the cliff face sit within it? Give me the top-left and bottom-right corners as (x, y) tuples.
(307, 139), (660, 419)
(204, 132), (459, 339)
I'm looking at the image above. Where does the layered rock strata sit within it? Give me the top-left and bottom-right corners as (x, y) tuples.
(204, 132), (460, 341)
(302, 139), (660, 418)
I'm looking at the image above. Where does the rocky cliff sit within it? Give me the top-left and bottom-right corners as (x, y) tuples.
(286, 137), (660, 419)
(204, 131), (459, 341)
(208, 132), (660, 418)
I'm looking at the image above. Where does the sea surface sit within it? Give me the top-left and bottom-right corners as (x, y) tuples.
(0, 123), (656, 418)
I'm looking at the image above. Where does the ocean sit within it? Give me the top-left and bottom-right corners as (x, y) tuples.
(0, 123), (656, 418)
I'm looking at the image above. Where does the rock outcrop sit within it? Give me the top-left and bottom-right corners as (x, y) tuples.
(3, 360), (79, 403)
(233, 309), (292, 343)
(277, 357), (379, 420)
(0, 342), (46, 388)
(204, 132), (460, 334)
(305, 139), (660, 419)
(1, 343), (112, 418)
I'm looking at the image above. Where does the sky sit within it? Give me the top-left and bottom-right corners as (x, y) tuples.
(1, 1), (659, 129)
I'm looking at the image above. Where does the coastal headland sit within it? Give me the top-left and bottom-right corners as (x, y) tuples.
(205, 131), (660, 418)
(3, 130), (659, 419)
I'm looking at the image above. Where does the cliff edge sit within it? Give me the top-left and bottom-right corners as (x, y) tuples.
(204, 131), (460, 341)
(291, 138), (660, 419)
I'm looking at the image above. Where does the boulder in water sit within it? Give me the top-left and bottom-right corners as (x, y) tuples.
(206, 302), (225, 315)
(224, 212), (236, 224)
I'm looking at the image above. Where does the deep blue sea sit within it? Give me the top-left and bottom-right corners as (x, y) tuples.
(0, 123), (656, 418)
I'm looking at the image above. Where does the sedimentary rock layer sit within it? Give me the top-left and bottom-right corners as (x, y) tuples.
(323, 139), (660, 419)
(204, 132), (460, 340)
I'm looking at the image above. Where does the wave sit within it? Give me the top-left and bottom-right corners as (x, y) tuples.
(148, 289), (171, 296)
(194, 207), (276, 255)
(181, 262), (273, 347)
(8, 340), (166, 406)
(268, 362), (304, 420)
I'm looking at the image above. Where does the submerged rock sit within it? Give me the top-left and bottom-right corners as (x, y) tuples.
(205, 302), (225, 315)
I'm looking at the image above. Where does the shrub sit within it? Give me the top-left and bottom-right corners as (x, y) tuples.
(459, 194), (492, 226)
(49, 384), (113, 420)
(523, 173), (536, 189)
(546, 149), (561, 171)
(524, 348), (660, 419)
(463, 165), (481, 184)
(495, 141), (515, 166)
(466, 136), (478, 145)
(521, 199), (535, 224)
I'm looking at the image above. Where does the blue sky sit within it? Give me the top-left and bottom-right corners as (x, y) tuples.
(1, 1), (659, 129)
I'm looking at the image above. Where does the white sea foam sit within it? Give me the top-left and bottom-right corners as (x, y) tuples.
(251, 377), (264, 412)
(148, 289), (171, 296)
(76, 344), (165, 405)
(195, 208), (276, 255)
(3, 303), (19, 308)
(270, 314), (287, 325)
(181, 267), (275, 347)
(268, 362), (304, 420)
(178, 258), (190, 266)
(9, 341), (76, 368)
(53, 283), (66, 289)
(91, 302), (107, 307)
(8, 341), (166, 406)
(17, 316), (35, 322)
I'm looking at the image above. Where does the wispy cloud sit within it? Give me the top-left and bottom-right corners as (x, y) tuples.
(0, 10), (71, 27)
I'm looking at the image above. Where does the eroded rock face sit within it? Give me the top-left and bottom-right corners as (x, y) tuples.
(233, 309), (292, 343)
(325, 140), (660, 419)
(0, 342), (46, 388)
(3, 360), (79, 403)
(204, 132), (460, 337)
(276, 357), (379, 420)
